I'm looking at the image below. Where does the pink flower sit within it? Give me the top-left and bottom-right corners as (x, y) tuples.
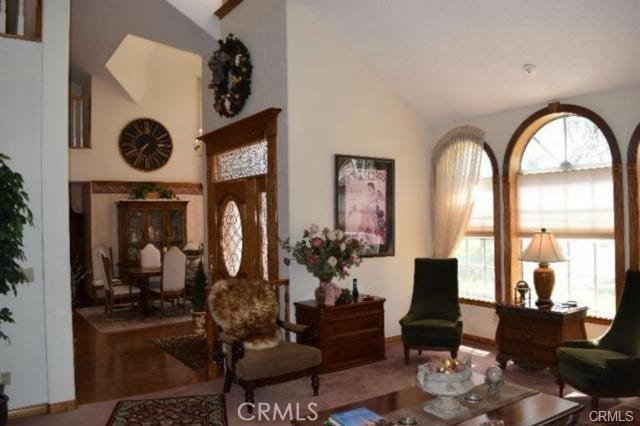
(311, 237), (323, 248)
(309, 224), (320, 234)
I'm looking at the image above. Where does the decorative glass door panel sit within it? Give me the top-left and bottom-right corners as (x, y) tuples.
(220, 200), (243, 277)
(168, 209), (186, 248)
(127, 209), (144, 262)
(147, 209), (164, 249)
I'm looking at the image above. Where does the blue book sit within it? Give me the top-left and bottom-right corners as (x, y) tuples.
(328, 407), (393, 426)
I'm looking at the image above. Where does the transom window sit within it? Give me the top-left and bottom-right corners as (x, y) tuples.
(517, 114), (615, 318)
(455, 150), (496, 302)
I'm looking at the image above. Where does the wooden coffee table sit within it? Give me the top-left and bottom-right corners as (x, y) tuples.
(294, 386), (583, 425)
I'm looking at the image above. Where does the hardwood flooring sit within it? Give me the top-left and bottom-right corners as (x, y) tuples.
(72, 311), (218, 404)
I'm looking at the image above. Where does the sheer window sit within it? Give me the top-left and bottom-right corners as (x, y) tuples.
(518, 115), (614, 318)
(455, 150), (495, 301)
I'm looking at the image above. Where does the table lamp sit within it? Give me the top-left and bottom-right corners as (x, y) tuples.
(519, 228), (567, 307)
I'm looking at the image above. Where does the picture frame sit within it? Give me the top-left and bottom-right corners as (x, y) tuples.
(335, 154), (395, 257)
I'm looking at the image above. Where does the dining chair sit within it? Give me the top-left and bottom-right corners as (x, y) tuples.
(149, 246), (187, 313)
(101, 253), (140, 316)
(91, 245), (123, 303)
(139, 243), (162, 286)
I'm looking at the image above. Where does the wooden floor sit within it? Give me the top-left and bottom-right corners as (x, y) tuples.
(73, 311), (217, 404)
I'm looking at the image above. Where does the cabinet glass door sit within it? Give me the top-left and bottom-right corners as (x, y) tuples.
(168, 209), (185, 248)
(127, 209), (144, 262)
(147, 209), (164, 250)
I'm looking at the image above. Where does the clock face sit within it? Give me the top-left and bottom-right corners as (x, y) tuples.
(119, 118), (172, 171)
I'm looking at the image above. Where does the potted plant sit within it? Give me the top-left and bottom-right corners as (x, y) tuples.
(0, 154), (34, 425)
(191, 261), (208, 336)
(280, 224), (363, 306)
(129, 182), (175, 200)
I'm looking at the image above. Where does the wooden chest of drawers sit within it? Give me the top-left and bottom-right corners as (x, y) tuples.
(294, 297), (386, 373)
(495, 303), (587, 371)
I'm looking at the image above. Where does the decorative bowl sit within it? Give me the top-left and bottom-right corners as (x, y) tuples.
(416, 354), (474, 419)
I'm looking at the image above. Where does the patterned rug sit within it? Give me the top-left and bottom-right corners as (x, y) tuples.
(108, 394), (227, 426)
(152, 333), (208, 371)
(75, 304), (192, 334)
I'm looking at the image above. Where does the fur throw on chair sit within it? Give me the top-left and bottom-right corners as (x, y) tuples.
(208, 278), (281, 350)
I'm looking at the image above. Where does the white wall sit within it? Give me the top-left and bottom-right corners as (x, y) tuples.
(0, 0), (74, 410)
(69, 47), (203, 183)
(434, 84), (640, 341)
(286, 1), (433, 338)
(204, 0), (289, 276)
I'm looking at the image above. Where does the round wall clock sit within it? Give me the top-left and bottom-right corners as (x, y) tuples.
(119, 118), (173, 171)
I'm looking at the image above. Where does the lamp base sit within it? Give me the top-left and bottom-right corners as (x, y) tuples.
(533, 263), (555, 308)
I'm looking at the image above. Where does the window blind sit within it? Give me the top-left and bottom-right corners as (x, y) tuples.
(466, 176), (494, 235)
(517, 167), (613, 238)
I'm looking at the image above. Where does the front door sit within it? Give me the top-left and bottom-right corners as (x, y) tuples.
(211, 177), (265, 281)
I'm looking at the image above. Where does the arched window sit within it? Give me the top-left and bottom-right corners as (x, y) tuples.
(455, 144), (500, 302)
(627, 122), (640, 269)
(504, 103), (623, 319)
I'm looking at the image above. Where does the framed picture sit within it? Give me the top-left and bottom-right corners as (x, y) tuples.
(335, 154), (395, 257)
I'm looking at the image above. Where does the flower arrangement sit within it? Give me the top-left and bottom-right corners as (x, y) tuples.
(280, 224), (363, 305)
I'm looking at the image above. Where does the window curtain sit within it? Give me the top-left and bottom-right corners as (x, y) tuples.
(466, 174), (494, 235)
(518, 167), (613, 238)
(432, 126), (486, 258)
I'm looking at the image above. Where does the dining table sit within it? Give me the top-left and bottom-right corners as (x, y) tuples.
(123, 266), (162, 315)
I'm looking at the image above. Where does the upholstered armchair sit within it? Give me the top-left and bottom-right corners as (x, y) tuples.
(557, 270), (640, 410)
(400, 258), (463, 365)
(208, 278), (321, 411)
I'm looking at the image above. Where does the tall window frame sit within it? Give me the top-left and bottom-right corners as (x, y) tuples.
(456, 143), (502, 306)
(627, 122), (640, 270)
(503, 103), (623, 321)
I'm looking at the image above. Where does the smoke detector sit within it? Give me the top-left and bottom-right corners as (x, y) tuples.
(522, 63), (537, 74)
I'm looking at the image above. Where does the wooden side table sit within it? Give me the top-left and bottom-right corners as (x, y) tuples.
(495, 303), (587, 372)
(294, 296), (386, 373)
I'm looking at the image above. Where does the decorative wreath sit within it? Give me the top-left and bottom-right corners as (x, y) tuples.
(208, 34), (253, 118)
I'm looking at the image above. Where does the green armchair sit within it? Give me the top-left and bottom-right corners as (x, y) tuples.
(400, 258), (463, 365)
(557, 270), (640, 410)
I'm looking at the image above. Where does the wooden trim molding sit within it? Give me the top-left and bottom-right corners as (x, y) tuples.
(460, 297), (496, 309)
(463, 333), (496, 347)
(483, 142), (503, 303)
(385, 335), (403, 344)
(585, 316), (613, 326)
(8, 399), (76, 420)
(215, 0), (243, 19)
(627, 122), (640, 269)
(503, 103), (624, 306)
(0, 33), (41, 43)
(91, 181), (203, 195)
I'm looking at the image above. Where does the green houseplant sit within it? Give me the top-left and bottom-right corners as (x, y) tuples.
(0, 154), (34, 424)
(191, 261), (208, 336)
(129, 182), (175, 200)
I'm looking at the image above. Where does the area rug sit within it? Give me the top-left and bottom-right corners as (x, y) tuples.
(75, 304), (192, 334)
(107, 394), (227, 426)
(152, 334), (208, 371)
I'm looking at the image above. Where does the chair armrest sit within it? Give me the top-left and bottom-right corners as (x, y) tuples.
(277, 320), (317, 345)
(277, 320), (307, 334)
(605, 357), (640, 387)
(559, 340), (598, 349)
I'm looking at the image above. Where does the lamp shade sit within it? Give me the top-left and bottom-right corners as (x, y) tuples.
(520, 228), (567, 263)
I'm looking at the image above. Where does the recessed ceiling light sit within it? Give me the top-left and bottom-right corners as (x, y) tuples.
(522, 63), (537, 75)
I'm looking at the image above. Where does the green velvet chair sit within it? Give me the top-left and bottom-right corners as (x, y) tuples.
(399, 258), (462, 365)
(557, 269), (640, 410)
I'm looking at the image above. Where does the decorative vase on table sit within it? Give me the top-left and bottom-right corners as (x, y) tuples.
(280, 224), (363, 307)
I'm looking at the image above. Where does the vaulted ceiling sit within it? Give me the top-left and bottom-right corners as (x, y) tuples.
(298, 0), (640, 124)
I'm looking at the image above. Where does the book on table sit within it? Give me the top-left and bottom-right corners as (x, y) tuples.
(327, 407), (393, 426)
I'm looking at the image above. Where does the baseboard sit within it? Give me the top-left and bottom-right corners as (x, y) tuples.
(8, 399), (77, 420)
(385, 335), (402, 343)
(8, 403), (48, 419)
(463, 333), (496, 347)
(48, 399), (77, 414)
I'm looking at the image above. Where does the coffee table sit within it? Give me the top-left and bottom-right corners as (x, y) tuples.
(294, 386), (583, 425)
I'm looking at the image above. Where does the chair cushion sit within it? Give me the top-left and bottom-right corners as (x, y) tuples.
(400, 316), (462, 348)
(234, 342), (321, 381)
(112, 285), (140, 296)
(557, 347), (634, 392)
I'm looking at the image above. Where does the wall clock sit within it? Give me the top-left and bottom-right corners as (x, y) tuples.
(119, 118), (172, 171)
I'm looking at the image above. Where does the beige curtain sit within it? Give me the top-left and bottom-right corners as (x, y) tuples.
(432, 126), (485, 258)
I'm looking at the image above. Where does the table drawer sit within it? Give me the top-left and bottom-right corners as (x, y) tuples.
(325, 314), (381, 338)
(323, 332), (382, 367)
(503, 315), (557, 334)
(502, 328), (558, 349)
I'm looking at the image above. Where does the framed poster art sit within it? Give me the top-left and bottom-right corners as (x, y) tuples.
(335, 154), (395, 257)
